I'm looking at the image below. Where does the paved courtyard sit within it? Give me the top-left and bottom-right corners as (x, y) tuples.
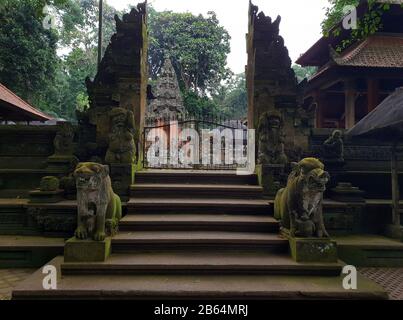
(0, 267), (402, 300)
(0, 269), (35, 300)
(359, 268), (403, 300)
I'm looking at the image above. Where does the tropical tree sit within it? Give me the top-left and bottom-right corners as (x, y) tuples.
(322, 0), (402, 52)
(292, 65), (317, 83)
(0, 0), (60, 108)
(148, 7), (231, 96)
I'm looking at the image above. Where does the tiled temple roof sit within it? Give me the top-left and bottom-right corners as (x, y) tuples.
(331, 35), (403, 68)
(0, 83), (52, 121)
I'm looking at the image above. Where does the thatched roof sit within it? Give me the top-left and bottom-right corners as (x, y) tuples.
(347, 87), (403, 139)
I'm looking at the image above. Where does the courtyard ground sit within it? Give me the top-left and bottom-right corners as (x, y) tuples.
(0, 268), (35, 300)
(0, 267), (402, 300)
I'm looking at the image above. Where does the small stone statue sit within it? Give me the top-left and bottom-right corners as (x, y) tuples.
(105, 108), (136, 164)
(53, 122), (75, 156)
(322, 130), (344, 162)
(274, 158), (330, 238)
(258, 110), (288, 165)
(74, 163), (122, 241)
(39, 176), (60, 192)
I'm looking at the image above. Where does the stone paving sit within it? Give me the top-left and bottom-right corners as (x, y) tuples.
(359, 268), (403, 300)
(0, 267), (402, 300)
(0, 269), (35, 300)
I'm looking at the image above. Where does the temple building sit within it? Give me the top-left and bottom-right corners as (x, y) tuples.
(0, 82), (52, 123)
(297, 0), (403, 129)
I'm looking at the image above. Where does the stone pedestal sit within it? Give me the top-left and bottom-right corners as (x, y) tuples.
(256, 164), (286, 197)
(331, 182), (365, 203)
(47, 155), (78, 172)
(29, 189), (64, 203)
(323, 160), (346, 192)
(110, 164), (132, 201)
(64, 237), (111, 262)
(282, 230), (338, 262)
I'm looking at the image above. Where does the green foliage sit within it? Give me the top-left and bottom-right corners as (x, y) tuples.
(148, 6), (237, 118)
(57, 0), (119, 120)
(0, 0), (59, 109)
(148, 7), (232, 95)
(180, 74), (247, 120)
(218, 74), (247, 120)
(1, 2), (236, 121)
(292, 65), (317, 82)
(0, 0), (119, 121)
(322, 0), (402, 52)
(183, 90), (222, 118)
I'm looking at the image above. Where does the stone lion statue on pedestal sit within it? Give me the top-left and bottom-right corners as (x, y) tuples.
(274, 158), (330, 238)
(73, 162), (122, 241)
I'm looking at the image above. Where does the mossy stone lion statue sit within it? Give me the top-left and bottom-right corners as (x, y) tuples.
(73, 162), (122, 241)
(274, 158), (330, 238)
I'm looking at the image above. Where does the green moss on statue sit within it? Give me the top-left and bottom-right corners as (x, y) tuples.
(39, 176), (60, 191)
(73, 162), (122, 241)
(274, 158), (330, 238)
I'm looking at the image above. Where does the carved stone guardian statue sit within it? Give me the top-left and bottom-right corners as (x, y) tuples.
(322, 130), (344, 162)
(274, 158), (330, 238)
(53, 122), (75, 157)
(73, 162), (122, 241)
(64, 162), (122, 262)
(105, 108), (136, 164)
(258, 110), (288, 165)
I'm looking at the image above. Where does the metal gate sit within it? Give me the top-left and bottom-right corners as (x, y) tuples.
(143, 115), (249, 170)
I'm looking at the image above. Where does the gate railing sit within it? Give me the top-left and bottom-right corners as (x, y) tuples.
(143, 114), (249, 170)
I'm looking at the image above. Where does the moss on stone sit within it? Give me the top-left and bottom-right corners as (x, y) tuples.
(39, 176), (60, 192)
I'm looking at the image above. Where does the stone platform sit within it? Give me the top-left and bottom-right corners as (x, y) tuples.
(12, 256), (387, 300)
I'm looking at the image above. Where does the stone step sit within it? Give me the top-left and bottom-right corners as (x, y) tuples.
(130, 183), (263, 199)
(0, 235), (64, 268)
(61, 251), (342, 276)
(119, 214), (279, 232)
(135, 170), (258, 185)
(13, 257), (388, 300)
(112, 231), (288, 252)
(127, 198), (270, 214)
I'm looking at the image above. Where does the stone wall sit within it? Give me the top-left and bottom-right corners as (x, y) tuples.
(0, 125), (61, 198)
(246, 2), (313, 160)
(309, 128), (403, 199)
(83, 3), (148, 157)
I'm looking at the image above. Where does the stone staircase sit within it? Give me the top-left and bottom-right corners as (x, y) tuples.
(12, 170), (387, 300)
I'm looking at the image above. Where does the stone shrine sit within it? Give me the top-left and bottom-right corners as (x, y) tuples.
(147, 58), (186, 119)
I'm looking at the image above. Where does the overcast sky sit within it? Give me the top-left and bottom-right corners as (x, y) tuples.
(106, 0), (329, 73)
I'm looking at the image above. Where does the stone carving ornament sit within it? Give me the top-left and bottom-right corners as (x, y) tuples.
(74, 162), (122, 241)
(147, 58), (186, 119)
(322, 130), (344, 162)
(274, 158), (330, 238)
(258, 110), (288, 165)
(53, 122), (75, 156)
(105, 107), (136, 164)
